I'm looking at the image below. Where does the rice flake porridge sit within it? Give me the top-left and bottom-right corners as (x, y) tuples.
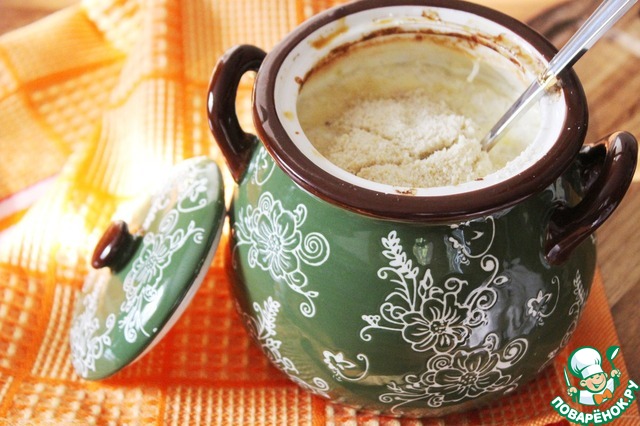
(297, 35), (541, 189)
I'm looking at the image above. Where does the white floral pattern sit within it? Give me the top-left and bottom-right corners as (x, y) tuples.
(355, 220), (577, 411)
(69, 271), (116, 378)
(234, 192), (330, 317)
(244, 297), (330, 398)
(360, 222), (506, 352)
(380, 336), (527, 411)
(243, 297), (298, 374)
(526, 278), (560, 327)
(323, 351), (369, 382)
(69, 158), (216, 378)
(360, 225), (524, 409)
(118, 161), (210, 342)
(546, 270), (587, 362)
(119, 212), (205, 342)
(251, 148), (276, 186)
(231, 150), (591, 412)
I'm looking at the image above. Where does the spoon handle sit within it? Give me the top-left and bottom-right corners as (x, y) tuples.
(481, 0), (638, 151)
(544, 0), (637, 82)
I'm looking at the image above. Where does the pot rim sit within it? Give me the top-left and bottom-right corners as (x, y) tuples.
(253, 0), (588, 222)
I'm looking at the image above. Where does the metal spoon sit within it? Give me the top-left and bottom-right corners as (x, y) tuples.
(481, 0), (638, 151)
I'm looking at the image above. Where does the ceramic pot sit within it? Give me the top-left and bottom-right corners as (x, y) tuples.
(206, 0), (637, 417)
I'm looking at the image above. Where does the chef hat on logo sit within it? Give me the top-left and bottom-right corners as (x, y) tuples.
(569, 347), (604, 380)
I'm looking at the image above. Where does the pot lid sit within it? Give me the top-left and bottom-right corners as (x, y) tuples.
(69, 157), (225, 380)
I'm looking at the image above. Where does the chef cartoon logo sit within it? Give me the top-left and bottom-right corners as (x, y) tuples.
(550, 345), (639, 425)
(565, 346), (621, 406)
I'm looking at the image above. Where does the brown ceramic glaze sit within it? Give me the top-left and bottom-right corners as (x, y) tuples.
(251, 0), (587, 222)
(545, 131), (638, 264)
(207, 45), (266, 182)
(91, 220), (140, 271)
(207, 0), (637, 264)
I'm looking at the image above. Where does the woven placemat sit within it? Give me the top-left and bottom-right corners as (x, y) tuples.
(0, 0), (637, 424)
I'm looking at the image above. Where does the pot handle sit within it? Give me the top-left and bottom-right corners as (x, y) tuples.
(207, 45), (267, 182)
(545, 131), (637, 265)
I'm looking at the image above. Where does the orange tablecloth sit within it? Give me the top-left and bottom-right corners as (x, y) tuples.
(0, 0), (638, 424)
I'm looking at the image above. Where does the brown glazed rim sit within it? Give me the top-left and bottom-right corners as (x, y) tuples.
(253, 0), (588, 222)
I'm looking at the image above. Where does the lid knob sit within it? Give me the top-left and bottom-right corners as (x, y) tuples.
(92, 220), (140, 271)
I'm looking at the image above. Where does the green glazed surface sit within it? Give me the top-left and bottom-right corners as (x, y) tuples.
(227, 145), (595, 417)
(70, 157), (225, 380)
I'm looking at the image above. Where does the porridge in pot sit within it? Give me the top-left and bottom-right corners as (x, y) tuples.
(297, 35), (541, 188)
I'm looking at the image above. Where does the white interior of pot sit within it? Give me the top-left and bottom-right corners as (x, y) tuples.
(274, 5), (567, 196)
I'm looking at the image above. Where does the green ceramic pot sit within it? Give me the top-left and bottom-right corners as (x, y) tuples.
(207, 0), (638, 417)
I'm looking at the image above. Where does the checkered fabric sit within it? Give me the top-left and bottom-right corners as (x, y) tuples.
(0, 0), (638, 424)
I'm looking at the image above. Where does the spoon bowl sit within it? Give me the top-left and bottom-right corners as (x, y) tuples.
(481, 0), (638, 151)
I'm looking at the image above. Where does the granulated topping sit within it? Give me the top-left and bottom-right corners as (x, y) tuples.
(305, 90), (496, 188)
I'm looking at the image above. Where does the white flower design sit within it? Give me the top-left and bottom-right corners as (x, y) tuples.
(526, 278), (560, 327)
(234, 192), (330, 317)
(359, 222), (567, 411)
(119, 213), (205, 342)
(400, 289), (470, 353)
(380, 336), (527, 411)
(244, 297), (297, 374)
(117, 160), (211, 343)
(244, 297), (330, 397)
(360, 226), (504, 352)
(546, 270), (587, 362)
(69, 271), (116, 378)
(358, 223), (584, 410)
(251, 147), (276, 186)
(70, 157), (215, 376)
(323, 351), (369, 382)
